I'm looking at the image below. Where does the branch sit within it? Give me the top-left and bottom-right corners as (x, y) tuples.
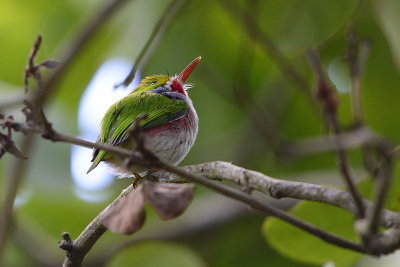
(61, 162), (372, 267)
(162, 162), (400, 228)
(280, 126), (390, 158)
(361, 151), (394, 247)
(5, 115), (399, 257)
(117, 0), (189, 87)
(0, 93), (26, 110)
(230, 1), (282, 150)
(59, 186), (134, 267)
(89, 193), (253, 266)
(218, 0), (316, 108)
(307, 49), (366, 218)
(346, 31), (371, 125)
(0, 134), (34, 260)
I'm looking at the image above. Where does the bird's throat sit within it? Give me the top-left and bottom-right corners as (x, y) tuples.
(170, 79), (186, 95)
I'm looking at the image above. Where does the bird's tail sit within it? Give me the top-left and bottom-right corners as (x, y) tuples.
(87, 150), (106, 174)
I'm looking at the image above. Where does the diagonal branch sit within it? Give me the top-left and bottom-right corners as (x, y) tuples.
(218, 0), (315, 107)
(280, 126), (390, 158)
(362, 151), (394, 245)
(59, 162), (367, 267)
(158, 162), (366, 252)
(59, 185), (134, 267)
(0, 134), (34, 260)
(117, 0), (189, 87)
(307, 49), (366, 218)
(5, 116), (400, 256)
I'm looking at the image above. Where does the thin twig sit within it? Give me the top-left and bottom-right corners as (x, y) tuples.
(364, 152), (393, 243)
(231, 0), (281, 150)
(117, 0), (189, 87)
(347, 31), (371, 126)
(280, 126), (390, 158)
(0, 34), (46, 261)
(1, 119), (147, 166)
(0, 93), (26, 110)
(307, 49), (366, 218)
(218, 0), (316, 109)
(24, 35), (43, 93)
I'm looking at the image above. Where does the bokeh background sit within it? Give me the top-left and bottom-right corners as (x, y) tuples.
(1, 0), (400, 266)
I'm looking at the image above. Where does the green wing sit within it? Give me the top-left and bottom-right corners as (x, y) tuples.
(87, 92), (188, 173)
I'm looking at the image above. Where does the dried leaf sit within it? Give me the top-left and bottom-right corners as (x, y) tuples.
(38, 59), (62, 69)
(0, 133), (27, 159)
(143, 181), (195, 220)
(102, 186), (146, 235)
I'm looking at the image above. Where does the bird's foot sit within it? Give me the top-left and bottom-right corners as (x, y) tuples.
(132, 173), (143, 189)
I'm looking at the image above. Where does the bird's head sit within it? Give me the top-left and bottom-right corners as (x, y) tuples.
(132, 57), (201, 96)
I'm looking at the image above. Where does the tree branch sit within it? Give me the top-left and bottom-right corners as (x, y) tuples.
(347, 32), (371, 126)
(59, 185), (134, 267)
(0, 134), (35, 261)
(280, 126), (389, 158)
(5, 115), (400, 258)
(218, 0), (316, 109)
(362, 152), (394, 246)
(60, 162), (371, 267)
(162, 161), (400, 228)
(117, 0), (189, 87)
(307, 49), (366, 218)
(60, 159), (400, 265)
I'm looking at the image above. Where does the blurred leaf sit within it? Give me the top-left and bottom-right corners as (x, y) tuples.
(4, 239), (35, 267)
(143, 181), (195, 220)
(370, 0), (400, 71)
(256, 0), (359, 52)
(191, 215), (313, 267)
(107, 240), (206, 267)
(328, 57), (351, 94)
(262, 201), (361, 266)
(103, 186), (146, 235)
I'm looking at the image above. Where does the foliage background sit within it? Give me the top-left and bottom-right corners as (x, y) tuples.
(0, 0), (400, 266)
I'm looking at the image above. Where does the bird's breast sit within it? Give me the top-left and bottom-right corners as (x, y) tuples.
(144, 105), (198, 165)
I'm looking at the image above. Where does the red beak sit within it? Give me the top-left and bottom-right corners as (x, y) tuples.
(177, 56), (201, 83)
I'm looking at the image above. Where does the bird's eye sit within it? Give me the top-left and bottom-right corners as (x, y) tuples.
(149, 81), (157, 86)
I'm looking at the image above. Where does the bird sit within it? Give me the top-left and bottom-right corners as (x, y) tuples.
(87, 57), (201, 186)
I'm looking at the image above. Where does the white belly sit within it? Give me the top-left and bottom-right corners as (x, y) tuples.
(109, 106), (198, 179)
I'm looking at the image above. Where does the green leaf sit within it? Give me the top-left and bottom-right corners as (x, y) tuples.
(106, 241), (206, 267)
(262, 201), (361, 267)
(370, 0), (400, 71)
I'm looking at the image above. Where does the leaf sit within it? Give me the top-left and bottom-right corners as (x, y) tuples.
(107, 240), (206, 267)
(370, 0), (400, 71)
(262, 201), (361, 267)
(102, 186), (146, 235)
(143, 181), (195, 220)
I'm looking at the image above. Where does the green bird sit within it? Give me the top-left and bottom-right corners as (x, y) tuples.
(87, 57), (201, 185)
